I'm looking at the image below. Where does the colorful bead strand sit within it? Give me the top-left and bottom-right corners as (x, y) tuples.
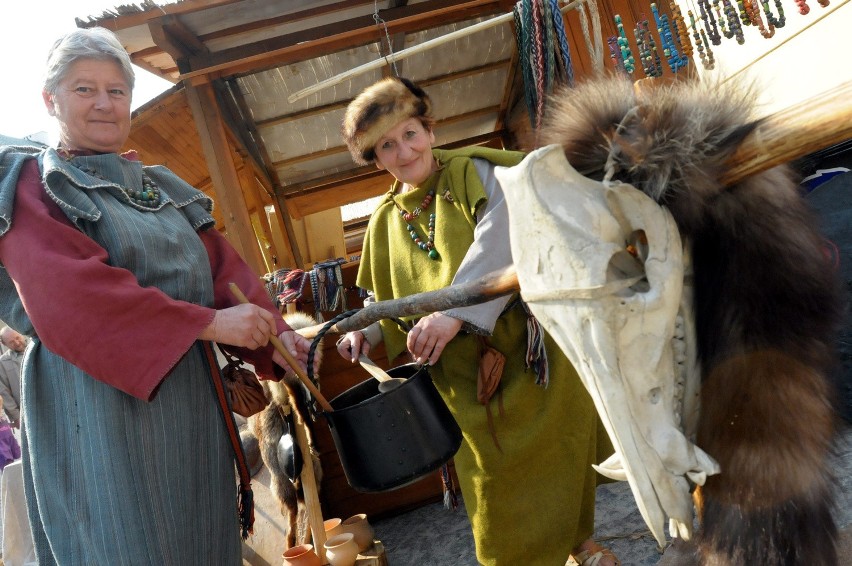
(614, 15), (636, 74)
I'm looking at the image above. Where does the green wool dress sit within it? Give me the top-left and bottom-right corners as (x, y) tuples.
(358, 147), (612, 565)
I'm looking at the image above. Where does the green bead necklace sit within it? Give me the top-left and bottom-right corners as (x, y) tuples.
(394, 189), (440, 260)
(60, 150), (162, 209)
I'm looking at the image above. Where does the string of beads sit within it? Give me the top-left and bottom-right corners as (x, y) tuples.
(394, 189), (439, 260)
(61, 152), (162, 209)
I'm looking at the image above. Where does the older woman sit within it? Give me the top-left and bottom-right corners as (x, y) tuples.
(337, 77), (619, 566)
(0, 27), (310, 564)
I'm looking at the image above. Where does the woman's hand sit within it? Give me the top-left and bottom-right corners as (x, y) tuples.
(272, 329), (312, 375)
(406, 313), (462, 365)
(200, 304), (277, 348)
(336, 331), (370, 363)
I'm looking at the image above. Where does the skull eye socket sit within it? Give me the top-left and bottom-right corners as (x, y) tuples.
(607, 229), (650, 294)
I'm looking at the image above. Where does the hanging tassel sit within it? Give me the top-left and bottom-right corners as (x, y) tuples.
(441, 464), (459, 510)
(522, 301), (549, 387)
(238, 483), (255, 539)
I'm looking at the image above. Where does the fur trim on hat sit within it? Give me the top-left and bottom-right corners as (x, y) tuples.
(342, 77), (432, 165)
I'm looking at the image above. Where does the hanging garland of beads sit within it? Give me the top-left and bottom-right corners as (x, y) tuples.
(651, 4), (688, 72)
(669, 1), (693, 58)
(698, 0), (722, 44)
(796, 0), (811, 13)
(608, 36), (628, 74)
(687, 3), (716, 70)
(613, 15), (637, 74)
(744, 0), (775, 38)
(715, 0), (745, 44)
(762, 0), (786, 27)
(737, 0), (752, 25)
(393, 190), (439, 260)
(635, 18), (664, 77)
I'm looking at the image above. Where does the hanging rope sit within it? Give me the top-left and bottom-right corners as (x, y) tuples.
(577, 0), (605, 74)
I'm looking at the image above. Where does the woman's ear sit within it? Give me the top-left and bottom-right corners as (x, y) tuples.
(42, 90), (56, 117)
(374, 157), (386, 171)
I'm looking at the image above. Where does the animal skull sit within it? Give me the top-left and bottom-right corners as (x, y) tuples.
(495, 145), (719, 545)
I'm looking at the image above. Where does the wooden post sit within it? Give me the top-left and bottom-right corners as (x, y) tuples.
(185, 78), (267, 274)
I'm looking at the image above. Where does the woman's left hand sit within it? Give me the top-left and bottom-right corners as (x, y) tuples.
(272, 329), (313, 375)
(406, 313), (463, 366)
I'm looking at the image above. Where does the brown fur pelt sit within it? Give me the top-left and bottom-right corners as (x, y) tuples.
(539, 75), (843, 565)
(251, 311), (323, 549)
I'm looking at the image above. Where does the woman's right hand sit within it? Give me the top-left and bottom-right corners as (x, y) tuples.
(336, 331), (370, 363)
(200, 304), (277, 349)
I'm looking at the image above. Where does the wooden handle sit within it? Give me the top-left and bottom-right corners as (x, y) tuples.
(296, 265), (520, 339)
(229, 283), (334, 413)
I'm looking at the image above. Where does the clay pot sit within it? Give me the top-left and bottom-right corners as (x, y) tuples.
(323, 533), (360, 566)
(341, 513), (374, 552)
(324, 517), (344, 539)
(282, 543), (321, 566)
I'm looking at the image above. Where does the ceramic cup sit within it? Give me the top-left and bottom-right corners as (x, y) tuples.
(341, 513), (375, 552)
(324, 517), (344, 539)
(323, 532), (360, 566)
(282, 543), (321, 566)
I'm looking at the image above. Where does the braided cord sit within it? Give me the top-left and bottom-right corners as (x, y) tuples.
(549, 0), (575, 86)
(531, 0), (546, 128)
(519, 2), (536, 123)
(514, 3), (537, 129)
(542, 0), (557, 96)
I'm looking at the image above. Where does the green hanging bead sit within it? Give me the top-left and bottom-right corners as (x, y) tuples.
(428, 249), (439, 260)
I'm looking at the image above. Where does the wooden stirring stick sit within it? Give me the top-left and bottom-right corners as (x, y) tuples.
(229, 282), (334, 413)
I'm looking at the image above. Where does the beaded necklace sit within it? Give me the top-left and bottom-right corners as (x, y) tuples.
(669, 1), (693, 59)
(688, 5), (716, 70)
(651, 4), (688, 72)
(613, 15), (636, 74)
(59, 149), (162, 209)
(744, 0), (775, 38)
(715, 0), (745, 44)
(762, 0), (786, 27)
(392, 189), (440, 260)
(635, 18), (664, 78)
(698, 0), (722, 44)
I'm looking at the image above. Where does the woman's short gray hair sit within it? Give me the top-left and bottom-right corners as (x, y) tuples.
(43, 27), (135, 95)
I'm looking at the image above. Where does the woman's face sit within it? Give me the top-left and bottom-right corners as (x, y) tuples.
(373, 117), (437, 187)
(42, 58), (132, 153)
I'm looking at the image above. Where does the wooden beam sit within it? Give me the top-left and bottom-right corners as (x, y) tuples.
(256, 59), (510, 129)
(76, 0), (242, 31)
(282, 131), (507, 217)
(178, 0), (511, 80)
(286, 172), (395, 220)
(184, 80), (267, 274)
(148, 15), (209, 61)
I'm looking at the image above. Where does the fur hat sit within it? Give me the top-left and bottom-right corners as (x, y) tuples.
(342, 77), (433, 165)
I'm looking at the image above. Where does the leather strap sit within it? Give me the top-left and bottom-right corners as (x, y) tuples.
(202, 341), (255, 539)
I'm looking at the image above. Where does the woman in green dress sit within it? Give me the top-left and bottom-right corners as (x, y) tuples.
(335, 77), (619, 566)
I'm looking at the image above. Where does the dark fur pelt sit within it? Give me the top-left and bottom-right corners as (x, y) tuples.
(251, 312), (323, 549)
(540, 75), (843, 565)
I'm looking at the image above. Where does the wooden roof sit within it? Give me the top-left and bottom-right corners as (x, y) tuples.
(76, 0), (618, 270)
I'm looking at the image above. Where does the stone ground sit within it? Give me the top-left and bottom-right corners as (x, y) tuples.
(372, 423), (852, 565)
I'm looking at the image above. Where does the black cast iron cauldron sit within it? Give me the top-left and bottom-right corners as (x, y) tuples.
(323, 363), (462, 493)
